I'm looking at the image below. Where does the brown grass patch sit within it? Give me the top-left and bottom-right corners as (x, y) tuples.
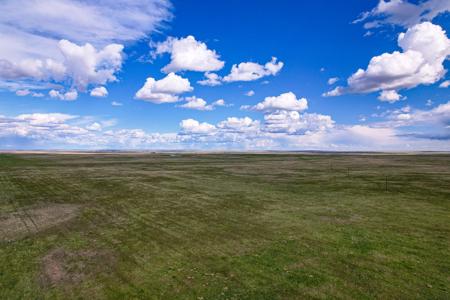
(39, 248), (116, 288)
(0, 204), (80, 241)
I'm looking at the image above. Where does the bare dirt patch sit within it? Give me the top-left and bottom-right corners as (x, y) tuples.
(0, 204), (80, 241)
(40, 248), (116, 288)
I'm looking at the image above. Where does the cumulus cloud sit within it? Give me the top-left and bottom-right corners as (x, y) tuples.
(0, 58), (66, 82)
(440, 80), (450, 88)
(86, 122), (102, 131)
(49, 89), (78, 101)
(0, 39), (124, 94)
(245, 90), (255, 97)
(59, 40), (124, 91)
(212, 99), (227, 107)
(263, 111), (334, 134)
(217, 117), (260, 133)
(354, 0), (450, 29)
(324, 22), (450, 100)
(111, 101), (123, 106)
(378, 90), (405, 103)
(197, 72), (222, 86)
(386, 101), (450, 127)
(322, 87), (344, 97)
(178, 96), (223, 111)
(1, 105), (449, 151)
(178, 101), (450, 150)
(223, 57), (284, 82)
(238, 91), (333, 136)
(0, 112), (182, 149)
(90, 86), (108, 97)
(327, 77), (339, 85)
(180, 119), (216, 134)
(0, 0), (171, 94)
(244, 92), (308, 112)
(135, 72), (193, 103)
(153, 36), (224, 73)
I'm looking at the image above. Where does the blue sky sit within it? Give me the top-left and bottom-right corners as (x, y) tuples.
(0, 0), (449, 150)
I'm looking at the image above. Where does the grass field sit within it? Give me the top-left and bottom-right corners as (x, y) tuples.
(0, 153), (449, 299)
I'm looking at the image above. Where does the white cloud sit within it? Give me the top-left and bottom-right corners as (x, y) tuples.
(0, 57), (66, 82)
(15, 89), (30, 96)
(0, 113), (142, 148)
(263, 111), (334, 134)
(135, 72), (193, 103)
(198, 57), (284, 85)
(0, 0), (171, 49)
(111, 101), (123, 106)
(217, 117), (260, 133)
(322, 87), (344, 97)
(0, 0), (171, 93)
(325, 22), (450, 99)
(440, 80), (450, 88)
(0, 112), (181, 149)
(245, 92), (308, 112)
(153, 36), (224, 73)
(49, 89), (78, 101)
(90, 86), (108, 97)
(1, 104), (449, 151)
(197, 72), (222, 86)
(327, 77), (339, 85)
(223, 57), (284, 82)
(378, 90), (404, 103)
(355, 0), (450, 29)
(0, 40), (124, 93)
(59, 40), (124, 91)
(86, 122), (102, 131)
(426, 99), (433, 106)
(179, 96), (212, 111)
(179, 96), (228, 111)
(15, 113), (76, 125)
(212, 99), (226, 106)
(245, 90), (255, 96)
(386, 100), (450, 127)
(180, 119), (216, 134)
(15, 89), (45, 97)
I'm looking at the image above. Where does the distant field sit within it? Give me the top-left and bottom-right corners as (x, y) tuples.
(0, 153), (449, 299)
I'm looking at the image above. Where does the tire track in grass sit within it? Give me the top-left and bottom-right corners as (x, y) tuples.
(0, 173), (36, 237)
(75, 171), (260, 294)
(63, 167), (201, 294)
(41, 173), (148, 296)
(7, 174), (44, 233)
(3, 163), (142, 295)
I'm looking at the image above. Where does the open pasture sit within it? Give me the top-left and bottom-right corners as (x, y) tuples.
(0, 153), (449, 299)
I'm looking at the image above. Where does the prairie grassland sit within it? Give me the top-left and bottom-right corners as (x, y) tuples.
(0, 153), (449, 299)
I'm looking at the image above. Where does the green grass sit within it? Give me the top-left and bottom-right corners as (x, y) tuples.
(0, 153), (449, 299)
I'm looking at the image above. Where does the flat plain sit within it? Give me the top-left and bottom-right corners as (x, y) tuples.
(0, 153), (449, 299)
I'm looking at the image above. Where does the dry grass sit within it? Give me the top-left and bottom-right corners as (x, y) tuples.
(40, 247), (115, 288)
(0, 204), (80, 241)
